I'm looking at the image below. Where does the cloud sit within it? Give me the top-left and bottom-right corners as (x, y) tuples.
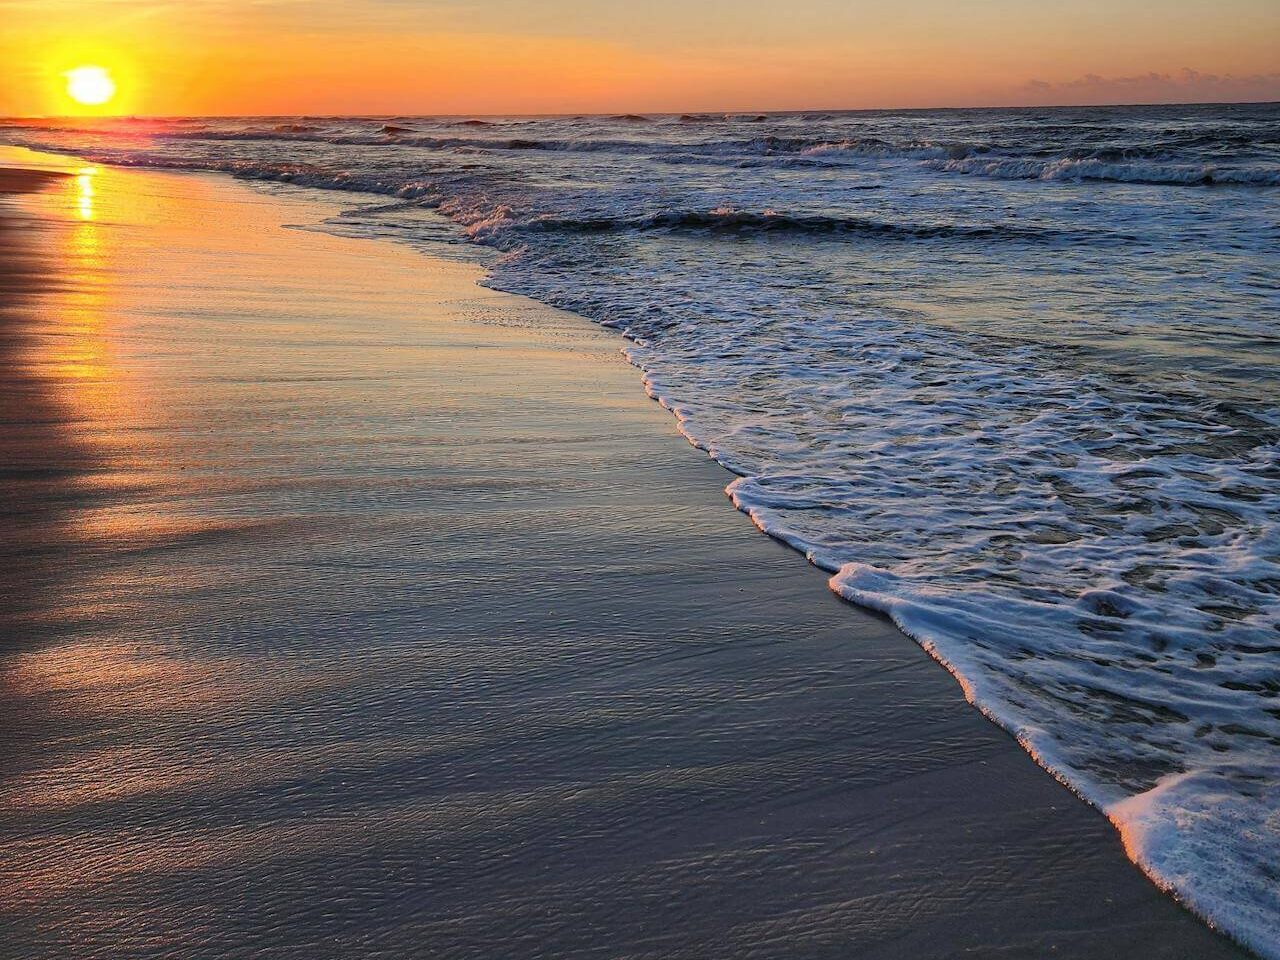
(1021, 68), (1280, 105)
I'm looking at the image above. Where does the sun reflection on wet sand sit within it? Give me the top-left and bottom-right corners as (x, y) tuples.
(36, 164), (187, 549)
(74, 167), (97, 222)
(1, 163), (126, 440)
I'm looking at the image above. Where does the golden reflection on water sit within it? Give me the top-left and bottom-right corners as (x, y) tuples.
(67, 167), (102, 270)
(75, 167), (97, 222)
(49, 166), (128, 419)
(30, 164), (186, 565)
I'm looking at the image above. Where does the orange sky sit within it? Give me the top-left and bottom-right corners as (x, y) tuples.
(3, 0), (1278, 115)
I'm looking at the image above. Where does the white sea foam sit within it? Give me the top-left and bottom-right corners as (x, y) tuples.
(1110, 770), (1280, 958)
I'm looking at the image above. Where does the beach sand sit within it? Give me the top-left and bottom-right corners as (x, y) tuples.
(0, 148), (1249, 959)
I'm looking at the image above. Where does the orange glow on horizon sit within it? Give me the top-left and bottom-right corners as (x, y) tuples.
(2, 2), (1278, 115)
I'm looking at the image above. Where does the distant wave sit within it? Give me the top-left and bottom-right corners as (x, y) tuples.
(929, 154), (1280, 186)
(14, 119), (1278, 188)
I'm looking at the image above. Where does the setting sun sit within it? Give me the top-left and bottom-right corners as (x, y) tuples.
(65, 66), (116, 106)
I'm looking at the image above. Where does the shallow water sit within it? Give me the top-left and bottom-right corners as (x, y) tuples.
(3, 103), (1278, 954)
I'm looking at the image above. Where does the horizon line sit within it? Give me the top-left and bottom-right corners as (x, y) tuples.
(7, 97), (1279, 122)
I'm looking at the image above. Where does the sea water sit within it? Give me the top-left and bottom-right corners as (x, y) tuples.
(5, 103), (1277, 954)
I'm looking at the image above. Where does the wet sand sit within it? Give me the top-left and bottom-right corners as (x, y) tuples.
(0, 148), (1250, 959)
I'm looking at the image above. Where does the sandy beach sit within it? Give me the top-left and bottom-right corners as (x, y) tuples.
(0, 147), (1252, 959)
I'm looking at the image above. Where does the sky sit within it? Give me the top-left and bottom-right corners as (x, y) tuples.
(2, 0), (1278, 115)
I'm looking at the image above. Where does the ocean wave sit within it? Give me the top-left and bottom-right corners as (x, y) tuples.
(27, 120), (1276, 188)
(8, 121), (981, 164)
(502, 207), (1117, 243)
(929, 154), (1280, 186)
(23, 143), (1081, 246)
(797, 136), (979, 160)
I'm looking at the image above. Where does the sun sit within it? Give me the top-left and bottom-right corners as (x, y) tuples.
(65, 66), (117, 107)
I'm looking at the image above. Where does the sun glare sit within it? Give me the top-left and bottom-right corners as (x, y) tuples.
(65, 66), (116, 107)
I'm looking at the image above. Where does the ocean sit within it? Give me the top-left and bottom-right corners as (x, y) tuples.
(3, 102), (1277, 954)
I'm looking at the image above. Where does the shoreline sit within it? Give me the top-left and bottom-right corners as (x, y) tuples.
(0, 147), (1253, 958)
